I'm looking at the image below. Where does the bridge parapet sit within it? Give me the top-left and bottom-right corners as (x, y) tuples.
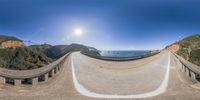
(81, 51), (160, 61)
(0, 53), (70, 86)
(174, 53), (200, 82)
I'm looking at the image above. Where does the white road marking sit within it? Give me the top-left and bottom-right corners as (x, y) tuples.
(71, 53), (171, 99)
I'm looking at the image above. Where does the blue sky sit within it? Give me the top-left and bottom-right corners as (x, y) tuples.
(0, 0), (200, 50)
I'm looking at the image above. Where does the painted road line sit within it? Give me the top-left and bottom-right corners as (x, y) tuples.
(71, 53), (170, 99)
(110, 53), (163, 70)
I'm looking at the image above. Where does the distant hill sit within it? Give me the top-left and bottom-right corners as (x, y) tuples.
(30, 43), (100, 59)
(44, 45), (69, 59)
(176, 34), (200, 66)
(29, 44), (52, 51)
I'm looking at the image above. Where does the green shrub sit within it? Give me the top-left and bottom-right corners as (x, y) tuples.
(0, 47), (52, 70)
(189, 49), (200, 66)
(177, 34), (200, 66)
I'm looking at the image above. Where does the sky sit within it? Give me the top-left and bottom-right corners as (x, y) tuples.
(0, 0), (200, 50)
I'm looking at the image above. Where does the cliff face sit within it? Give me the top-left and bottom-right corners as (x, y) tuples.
(165, 43), (180, 52)
(0, 40), (24, 48)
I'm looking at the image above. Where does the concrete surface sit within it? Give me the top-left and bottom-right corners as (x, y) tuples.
(0, 51), (199, 100)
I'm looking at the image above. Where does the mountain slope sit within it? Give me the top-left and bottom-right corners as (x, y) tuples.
(44, 45), (69, 59)
(29, 43), (100, 59)
(29, 44), (52, 51)
(176, 34), (200, 66)
(0, 47), (52, 70)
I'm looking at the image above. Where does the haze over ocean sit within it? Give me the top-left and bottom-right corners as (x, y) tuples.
(100, 50), (148, 57)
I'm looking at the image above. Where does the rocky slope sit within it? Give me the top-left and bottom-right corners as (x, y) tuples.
(165, 43), (180, 52)
(0, 35), (24, 48)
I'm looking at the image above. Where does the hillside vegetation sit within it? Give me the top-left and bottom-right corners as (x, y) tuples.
(0, 35), (21, 42)
(0, 47), (52, 70)
(176, 34), (200, 66)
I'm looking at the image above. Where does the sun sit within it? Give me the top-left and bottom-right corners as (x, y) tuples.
(74, 28), (83, 36)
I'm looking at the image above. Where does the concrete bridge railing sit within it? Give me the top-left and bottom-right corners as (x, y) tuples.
(81, 51), (160, 61)
(0, 53), (70, 86)
(174, 53), (200, 82)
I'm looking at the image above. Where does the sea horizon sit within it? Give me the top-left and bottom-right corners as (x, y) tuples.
(99, 50), (150, 57)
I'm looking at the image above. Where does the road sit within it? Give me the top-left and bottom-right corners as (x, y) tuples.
(0, 51), (200, 100)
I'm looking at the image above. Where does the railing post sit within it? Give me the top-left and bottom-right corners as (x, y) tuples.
(52, 69), (54, 77)
(182, 64), (185, 72)
(0, 76), (5, 84)
(186, 68), (190, 76)
(45, 73), (48, 81)
(57, 66), (59, 72)
(184, 65), (186, 73)
(190, 71), (196, 80)
(14, 79), (21, 86)
(58, 65), (60, 71)
(32, 77), (38, 85)
(182, 64), (184, 70)
(55, 67), (57, 73)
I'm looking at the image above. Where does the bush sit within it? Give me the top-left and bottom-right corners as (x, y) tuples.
(0, 47), (52, 70)
(177, 34), (200, 66)
(189, 49), (200, 66)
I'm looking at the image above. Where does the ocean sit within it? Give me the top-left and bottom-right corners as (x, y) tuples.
(100, 50), (149, 57)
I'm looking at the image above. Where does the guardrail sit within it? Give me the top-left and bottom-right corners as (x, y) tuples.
(0, 53), (70, 86)
(174, 53), (200, 82)
(81, 51), (160, 61)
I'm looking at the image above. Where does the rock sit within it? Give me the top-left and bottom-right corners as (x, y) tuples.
(165, 43), (180, 52)
(0, 40), (24, 48)
(0, 35), (24, 48)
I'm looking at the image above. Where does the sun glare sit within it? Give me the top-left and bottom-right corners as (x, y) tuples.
(74, 28), (83, 36)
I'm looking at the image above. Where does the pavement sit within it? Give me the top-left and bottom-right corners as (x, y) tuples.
(0, 51), (200, 100)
